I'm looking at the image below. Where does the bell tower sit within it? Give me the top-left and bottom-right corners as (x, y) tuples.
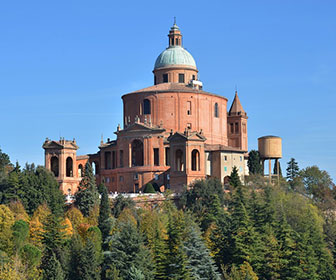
(227, 91), (248, 151)
(43, 138), (81, 195)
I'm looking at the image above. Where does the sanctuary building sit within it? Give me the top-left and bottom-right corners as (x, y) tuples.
(43, 23), (249, 194)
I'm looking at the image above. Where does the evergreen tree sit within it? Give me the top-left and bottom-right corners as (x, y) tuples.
(77, 240), (101, 280)
(230, 166), (241, 188)
(247, 150), (263, 175)
(286, 158), (299, 187)
(40, 214), (67, 278)
(273, 161), (282, 176)
(105, 221), (154, 279)
(98, 184), (112, 244)
(143, 183), (155, 193)
(111, 194), (135, 218)
(128, 266), (145, 280)
(165, 208), (191, 279)
(75, 162), (99, 216)
(183, 225), (221, 279)
(42, 252), (65, 280)
(12, 219), (29, 252)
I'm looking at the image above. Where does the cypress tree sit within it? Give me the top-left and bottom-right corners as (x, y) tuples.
(230, 166), (241, 188)
(286, 158), (299, 188)
(247, 150), (263, 175)
(98, 184), (112, 244)
(75, 162), (99, 216)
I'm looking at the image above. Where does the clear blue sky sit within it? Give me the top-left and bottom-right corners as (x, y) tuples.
(1, 1), (335, 181)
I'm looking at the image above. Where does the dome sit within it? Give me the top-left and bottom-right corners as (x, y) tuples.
(154, 46), (197, 69)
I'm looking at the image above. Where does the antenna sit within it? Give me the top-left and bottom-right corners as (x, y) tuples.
(174, 16), (176, 25)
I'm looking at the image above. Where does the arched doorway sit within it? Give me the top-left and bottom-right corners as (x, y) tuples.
(66, 157), (73, 177)
(191, 149), (200, 171)
(50, 156), (59, 177)
(175, 149), (184, 171)
(132, 140), (144, 166)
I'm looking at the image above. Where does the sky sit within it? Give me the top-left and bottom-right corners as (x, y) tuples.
(0, 0), (335, 181)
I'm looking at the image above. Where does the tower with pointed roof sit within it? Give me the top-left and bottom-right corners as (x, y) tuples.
(228, 91), (248, 151)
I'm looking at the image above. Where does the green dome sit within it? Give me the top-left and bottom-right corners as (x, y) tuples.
(154, 46), (197, 69)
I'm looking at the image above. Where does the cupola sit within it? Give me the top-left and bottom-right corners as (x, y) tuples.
(153, 21), (198, 85)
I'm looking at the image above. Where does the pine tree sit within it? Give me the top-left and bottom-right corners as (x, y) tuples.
(75, 162), (99, 217)
(286, 158), (299, 188)
(183, 225), (221, 279)
(230, 166), (241, 188)
(247, 150), (263, 175)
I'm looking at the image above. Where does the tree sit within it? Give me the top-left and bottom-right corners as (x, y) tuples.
(273, 161), (282, 177)
(111, 194), (135, 218)
(98, 184), (112, 244)
(75, 162), (99, 217)
(247, 150), (263, 175)
(0, 148), (12, 176)
(77, 240), (101, 280)
(183, 225), (221, 279)
(12, 219), (29, 252)
(286, 158), (300, 187)
(41, 252), (65, 280)
(105, 221), (154, 279)
(230, 166), (242, 188)
(0, 204), (15, 255)
(143, 183), (155, 193)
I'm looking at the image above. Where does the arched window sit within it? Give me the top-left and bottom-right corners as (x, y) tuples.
(214, 103), (219, 118)
(175, 149), (184, 171)
(132, 139), (144, 166)
(143, 99), (151, 115)
(66, 157), (73, 177)
(78, 164), (83, 177)
(92, 161), (99, 175)
(191, 149), (200, 171)
(50, 156), (59, 177)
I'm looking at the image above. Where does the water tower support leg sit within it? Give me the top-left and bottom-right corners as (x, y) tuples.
(269, 159), (272, 183)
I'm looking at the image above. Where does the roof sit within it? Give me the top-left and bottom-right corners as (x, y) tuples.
(205, 144), (247, 153)
(229, 91), (247, 116)
(154, 46), (196, 69)
(123, 83), (228, 101)
(168, 131), (206, 142)
(42, 139), (79, 150)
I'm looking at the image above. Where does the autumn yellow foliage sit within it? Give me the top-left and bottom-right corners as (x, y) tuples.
(0, 204), (15, 254)
(8, 201), (30, 223)
(65, 206), (84, 231)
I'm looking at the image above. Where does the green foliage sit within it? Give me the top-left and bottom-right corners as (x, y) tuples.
(286, 158), (300, 188)
(12, 219), (29, 251)
(42, 251), (65, 280)
(247, 150), (263, 175)
(1, 164), (65, 216)
(98, 184), (112, 244)
(20, 243), (41, 267)
(0, 148), (12, 176)
(75, 162), (99, 217)
(111, 194), (135, 218)
(77, 240), (101, 280)
(183, 225), (220, 279)
(143, 183), (155, 193)
(230, 166), (242, 188)
(105, 221), (154, 279)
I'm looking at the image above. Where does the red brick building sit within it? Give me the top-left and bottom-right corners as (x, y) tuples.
(43, 23), (248, 194)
